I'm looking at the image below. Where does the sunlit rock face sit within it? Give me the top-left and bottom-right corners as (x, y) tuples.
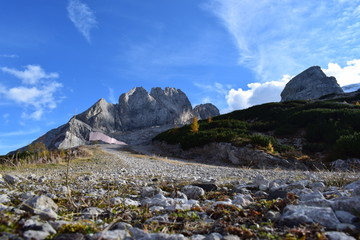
(20, 87), (219, 151)
(281, 66), (344, 102)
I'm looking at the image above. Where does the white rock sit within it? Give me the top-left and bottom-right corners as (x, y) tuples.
(335, 210), (358, 223)
(232, 194), (253, 207)
(141, 194), (174, 208)
(223, 235), (240, 240)
(93, 230), (130, 240)
(110, 197), (140, 206)
(269, 182), (281, 191)
(336, 223), (358, 233)
(23, 230), (50, 240)
(344, 179), (360, 191)
(310, 182), (326, 191)
(286, 182), (306, 191)
(331, 196), (360, 215)
(325, 231), (356, 240)
(181, 185), (205, 200)
(141, 186), (164, 198)
(149, 206), (164, 212)
(20, 191), (36, 201)
(0, 194), (10, 203)
(21, 195), (58, 220)
(81, 207), (104, 219)
(205, 232), (223, 240)
(352, 186), (360, 196)
(280, 205), (340, 229)
(130, 227), (151, 239)
(24, 219), (56, 234)
(299, 199), (332, 208)
(109, 222), (132, 231)
(252, 175), (269, 188)
(3, 174), (20, 185)
(299, 190), (324, 202)
(265, 211), (281, 222)
(190, 234), (206, 240)
(0, 203), (7, 210)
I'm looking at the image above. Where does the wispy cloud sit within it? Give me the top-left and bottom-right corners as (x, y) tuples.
(67, 0), (97, 42)
(206, 0), (360, 81)
(0, 128), (40, 137)
(108, 87), (116, 103)
(120, 29), (235, 80)
(0, 54), (18, 58)
(0, 65), (62, 120)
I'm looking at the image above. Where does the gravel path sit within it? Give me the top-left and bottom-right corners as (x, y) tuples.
(98, 144), (356, 184)
(1, 144), (359, 240)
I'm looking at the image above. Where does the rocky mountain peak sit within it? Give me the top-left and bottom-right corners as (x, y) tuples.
(281, 66), (343, 102)
(20, 87), (220, 151)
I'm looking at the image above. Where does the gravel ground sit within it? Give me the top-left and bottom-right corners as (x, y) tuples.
(0, 144), (359, 240)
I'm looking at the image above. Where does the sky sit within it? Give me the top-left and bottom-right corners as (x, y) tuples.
(1, 0), (360, 154)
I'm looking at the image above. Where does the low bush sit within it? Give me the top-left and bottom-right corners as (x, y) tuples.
(336, 132), (360, 158)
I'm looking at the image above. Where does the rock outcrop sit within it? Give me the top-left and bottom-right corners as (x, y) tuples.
(193, 103), (220, 120)
(20, 87), (220, 151)
(281, 66), (344, 102)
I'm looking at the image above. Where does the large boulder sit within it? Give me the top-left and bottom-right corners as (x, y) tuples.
(281, 66), (343, 102)
(16, 87), (220, 151)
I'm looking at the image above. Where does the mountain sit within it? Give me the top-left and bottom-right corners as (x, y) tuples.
(342, 83), (360, 93)
(281, 66), (343, 101)
(17, 87), (219, 152)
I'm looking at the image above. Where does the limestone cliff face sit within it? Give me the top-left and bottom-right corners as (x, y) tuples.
(76, 98), (119, 133)
(23, 87), (220, 150)
(281, 66), (344, 102)
(118, 87), (194, 130)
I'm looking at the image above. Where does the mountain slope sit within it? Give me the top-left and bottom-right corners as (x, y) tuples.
(15, 87), (219, 152)
(154, 98), (360, 166)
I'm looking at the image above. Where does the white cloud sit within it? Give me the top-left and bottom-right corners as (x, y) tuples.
(0, 65), (62, 120)
(225, 75), (291, 111)
(322, 59), (360, 86)
(194, 82), (230, 95)
(206, 0), (360, 81)
(108, 87), (116, 103)
(1, 65), (58, 85)
(0, 54), (18, 58)
(0, 128), (40, 137)
(67, 0), (97, 42)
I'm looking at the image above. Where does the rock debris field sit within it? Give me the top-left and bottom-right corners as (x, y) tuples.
(0, 144), (360, 240)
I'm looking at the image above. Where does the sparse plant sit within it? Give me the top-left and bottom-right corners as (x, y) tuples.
(190, 117), (199, 133)
(266, 142), (274, 153)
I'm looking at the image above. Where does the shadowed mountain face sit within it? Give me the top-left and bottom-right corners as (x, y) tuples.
(281, 66), (344, 102)
(18, 87), (220, 151)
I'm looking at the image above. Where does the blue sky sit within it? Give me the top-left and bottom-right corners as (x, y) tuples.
(1, 0), (360, 154)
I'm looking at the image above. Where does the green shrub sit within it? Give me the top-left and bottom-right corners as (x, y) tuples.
(250, 134), (277, 148)
(303, 143), (327, 153)
(336, 132), (360, 158)
(274, 124), (297, 136)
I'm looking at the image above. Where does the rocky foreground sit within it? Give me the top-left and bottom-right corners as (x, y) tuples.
(0, 144), (359, 240)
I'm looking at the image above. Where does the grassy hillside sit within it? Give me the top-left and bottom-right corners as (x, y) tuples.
(154, 99), (360, 162)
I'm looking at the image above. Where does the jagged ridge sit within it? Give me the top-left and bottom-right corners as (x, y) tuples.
(18, 87), (219, 152)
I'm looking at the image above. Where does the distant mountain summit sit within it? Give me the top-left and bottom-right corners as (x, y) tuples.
(342, 83), (360, 93)
(281, 66), (344, 101)
(18, 87), (219, 152)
